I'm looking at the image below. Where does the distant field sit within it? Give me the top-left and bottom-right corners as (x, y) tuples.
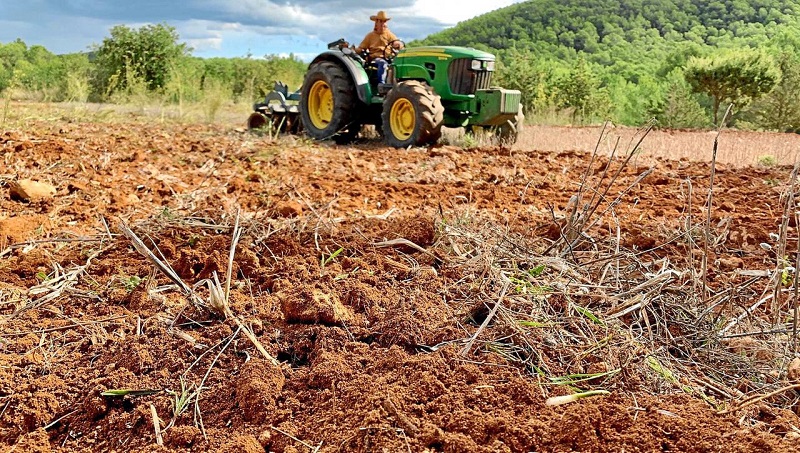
(518, 124), (800, 167)
(4, 101), (798, 167)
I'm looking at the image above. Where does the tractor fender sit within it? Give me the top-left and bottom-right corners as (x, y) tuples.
(309, 51), (373, 103)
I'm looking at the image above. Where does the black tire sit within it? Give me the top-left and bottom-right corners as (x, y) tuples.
(300, 61), (358, 141)
(381, 81), (444, 148)
(333, 123), (362, 144)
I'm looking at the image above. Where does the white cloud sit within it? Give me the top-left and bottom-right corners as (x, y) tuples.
(411, 0), (522, 25)
(185, 37), (223, 52)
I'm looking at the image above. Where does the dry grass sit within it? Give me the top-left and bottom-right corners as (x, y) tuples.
(3, 100), (252, 128)
(517, 125), (800, 167)
(431, 133), (800, 414)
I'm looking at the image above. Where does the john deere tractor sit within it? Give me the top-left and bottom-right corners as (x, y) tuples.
(248, 39), (523, 147)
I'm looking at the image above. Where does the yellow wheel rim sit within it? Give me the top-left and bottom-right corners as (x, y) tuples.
(308, 80), (333, 130)
(390, 98), (415, 141)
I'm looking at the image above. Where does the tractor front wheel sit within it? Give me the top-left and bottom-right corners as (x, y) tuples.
(381, 81), (444, 148)
(300, 61), (358, 142)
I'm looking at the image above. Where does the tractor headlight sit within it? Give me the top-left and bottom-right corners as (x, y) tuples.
(471, 60), (496, 71)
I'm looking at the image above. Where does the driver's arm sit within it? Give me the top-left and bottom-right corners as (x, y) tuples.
(392, 33), (405, 50)
(388, 31), (403, 49)
(355, 35), (371, 54)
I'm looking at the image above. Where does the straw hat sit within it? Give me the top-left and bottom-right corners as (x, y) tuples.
(370, 11), (391, 22)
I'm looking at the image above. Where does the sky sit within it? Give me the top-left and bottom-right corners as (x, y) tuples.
(0, 1), (525, 60)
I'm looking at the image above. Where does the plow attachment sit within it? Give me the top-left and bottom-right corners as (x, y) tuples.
(247, 82), (303, 134)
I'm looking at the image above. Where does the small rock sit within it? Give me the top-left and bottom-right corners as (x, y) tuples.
(67, 182), (88, 193)
(718, 257), (744, 271)
(785, 431), (800, 442)
(14, 141), (34, 152)
(280, 288), (354, 325)
(586, 361), (609, 375)
(9, 179), (56, 202)
(642, 172), (670, 186)
(275, 201), (303, 218)
(257, 430), (272, 447)
(110, 190), (140, 208)
(787, 358), (800, 383)
(629, 233), (657, 250)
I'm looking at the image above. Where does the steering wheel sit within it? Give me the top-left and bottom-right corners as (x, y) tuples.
(383, 40), (405, 62)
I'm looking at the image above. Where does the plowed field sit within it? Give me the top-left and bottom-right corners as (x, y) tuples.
(2, 105), (800, 452)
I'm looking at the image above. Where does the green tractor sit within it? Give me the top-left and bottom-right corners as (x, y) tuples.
(247, 39), (523, 147)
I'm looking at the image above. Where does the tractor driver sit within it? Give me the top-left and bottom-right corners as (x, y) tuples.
(354, 10), (404, 84)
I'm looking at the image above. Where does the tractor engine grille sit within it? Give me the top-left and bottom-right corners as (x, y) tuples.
(448, 58), (492, 95)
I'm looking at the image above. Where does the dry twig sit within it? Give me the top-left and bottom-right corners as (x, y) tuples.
(717, 384), (800, 415)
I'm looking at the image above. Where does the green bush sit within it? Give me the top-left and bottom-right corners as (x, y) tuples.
(92, 23), (189, 98)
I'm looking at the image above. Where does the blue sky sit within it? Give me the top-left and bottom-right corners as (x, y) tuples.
(0, 1), (524, 60)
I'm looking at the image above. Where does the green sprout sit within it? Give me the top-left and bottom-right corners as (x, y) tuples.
(124, 275), (143, 292)
(101, 388), (162, 397)
(320, 247), (343, 268)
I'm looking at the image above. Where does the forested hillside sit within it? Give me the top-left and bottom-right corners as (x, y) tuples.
(416, 0), (800, 130)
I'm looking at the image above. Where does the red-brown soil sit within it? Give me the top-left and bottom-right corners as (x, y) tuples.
(1, 116), (799, 452)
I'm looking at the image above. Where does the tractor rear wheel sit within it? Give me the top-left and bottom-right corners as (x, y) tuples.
(300, 61), (358, 141)
(381, 81), (444, 148)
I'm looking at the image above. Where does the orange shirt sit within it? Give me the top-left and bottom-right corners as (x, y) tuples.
(356, 29), (399, 59)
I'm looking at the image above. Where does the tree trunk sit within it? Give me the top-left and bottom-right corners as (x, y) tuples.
(713, 97), (721, 125)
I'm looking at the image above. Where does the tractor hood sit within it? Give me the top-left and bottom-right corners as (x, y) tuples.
(393, 46), (499, 98)
(396, 46), (496, 62)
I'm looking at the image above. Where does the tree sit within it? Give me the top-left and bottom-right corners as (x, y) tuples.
(0, 39), (28, 92)
(657, 41), (704, 77)
(92, 23), (189, 96)
(556, 55), (610, 123)
(684, 49), (780, 124)
(494, 49), (558, 116)
(648, 69), (709, 128)
(748, 53), (800, 131)
(18, 47), (56, 99)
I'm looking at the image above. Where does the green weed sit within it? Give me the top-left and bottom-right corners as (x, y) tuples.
(571, 303), (605, 326)
(165, 377), (197, 430)
(320, 247), (344, 268)
(123, 275), (143, 292)
(757, 154), (778, 167)
(101, 388), (162, 397)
